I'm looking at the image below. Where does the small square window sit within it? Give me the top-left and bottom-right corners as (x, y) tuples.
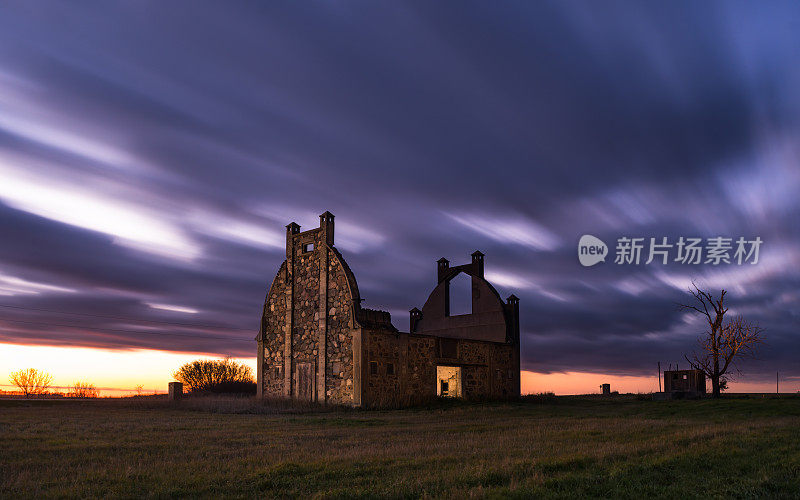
(370, 361), (378, 375)
(302, 243), (315, 253)
(386, 363), (395, 375)
(683, 374), (688, 380)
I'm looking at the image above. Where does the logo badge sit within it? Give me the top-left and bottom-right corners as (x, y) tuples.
(578, 235), (607, 267)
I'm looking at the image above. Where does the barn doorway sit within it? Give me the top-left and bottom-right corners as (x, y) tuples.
(436, 365), (462, 398)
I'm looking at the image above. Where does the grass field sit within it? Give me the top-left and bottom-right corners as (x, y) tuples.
(2, 395), (800, 498)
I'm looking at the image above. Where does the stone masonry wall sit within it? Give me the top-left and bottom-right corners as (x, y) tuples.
(261, 262), (287, 396)
(459, 340), (516, 399)
(325, 254), (355, 404)
(363, 329), (402, 407)
(260, 226), (356, 404)
(458, 341), (490, 398)
(404, 336), (437, 402)
(490, 343), (516, 398)
(291, 232), (320, 370)
(362, 330), (516, 406)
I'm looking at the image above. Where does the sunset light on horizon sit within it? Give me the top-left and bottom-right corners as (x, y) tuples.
(3, 343), (793, 397)
(1, 2), (799, 397)
(1, 343), (257, 396)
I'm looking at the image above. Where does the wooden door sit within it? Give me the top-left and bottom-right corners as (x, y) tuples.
(297, 362), (314, 401)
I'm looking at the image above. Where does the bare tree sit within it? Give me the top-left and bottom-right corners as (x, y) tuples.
(680, 284), (764, 397)
(9, 368), (53, 397)
(70, 381), (99, 398)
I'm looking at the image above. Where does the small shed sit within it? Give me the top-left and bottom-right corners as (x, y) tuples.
(663, 369), (705, 394)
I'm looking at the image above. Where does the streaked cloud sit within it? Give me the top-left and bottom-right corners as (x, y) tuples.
(484, 271), (533, 290)
(0, 108), (133, 168)
(445, 213), (561, 251)
(0, 273), (76, 296)
(0, 2), (797, 384)
(145, 303), (199, 314)
(0, 160), (200, 261)
(188, 212), (284, 250)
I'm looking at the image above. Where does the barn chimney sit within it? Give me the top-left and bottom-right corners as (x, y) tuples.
(409, 307), (422, 333)
(437, 257), (450, 283)
(471, 250), (484, 277)
(286, 222), (300, 260)
(319, 211), (335, 246)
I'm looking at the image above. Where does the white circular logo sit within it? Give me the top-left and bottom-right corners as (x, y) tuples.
(578, 235), (607, 267)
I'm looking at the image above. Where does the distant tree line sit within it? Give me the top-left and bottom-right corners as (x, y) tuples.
(7, 369), (100, 398)
(7, 357), (255, 398)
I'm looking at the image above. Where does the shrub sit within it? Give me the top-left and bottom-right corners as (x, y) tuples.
(70, 382), (99, 398)
(174, 357), (254, 394)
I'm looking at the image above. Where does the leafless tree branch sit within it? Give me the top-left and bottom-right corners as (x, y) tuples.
(679, 285), (763, 397)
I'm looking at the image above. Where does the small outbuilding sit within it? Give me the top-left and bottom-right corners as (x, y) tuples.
(655, 369), (706, 400)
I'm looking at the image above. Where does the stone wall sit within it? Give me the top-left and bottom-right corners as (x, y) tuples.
(325, 254), (355, 404)
(488, 343), (516, 398)
(261, 262), (287, 396)
(259, 223), (357, 404)
(363, 329), (402, 407)
(457, 340), (515, 398)
(291, 232), (320, 370)
(404, 336), (437, 402)
(362, 330), (516, 406)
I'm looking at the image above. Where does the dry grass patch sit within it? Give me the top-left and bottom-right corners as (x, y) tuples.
(1, 395), (799, 497)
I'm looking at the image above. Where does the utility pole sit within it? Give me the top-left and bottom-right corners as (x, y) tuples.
(777, 371), (779, 394)
(658, 362), (661, 392)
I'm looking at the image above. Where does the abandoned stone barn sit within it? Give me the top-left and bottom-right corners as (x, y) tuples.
(256, 212), (521, 406)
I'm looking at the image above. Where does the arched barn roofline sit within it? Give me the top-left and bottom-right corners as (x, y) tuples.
(437, 267), (506, 309)
(257, 213), (521, 406)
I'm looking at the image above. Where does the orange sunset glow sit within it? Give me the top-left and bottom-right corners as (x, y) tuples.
(0, 343), (256, 397)
(3, 343), (791, 397)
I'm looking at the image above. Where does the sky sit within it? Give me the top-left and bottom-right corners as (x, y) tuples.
(0, 1), (799, 395)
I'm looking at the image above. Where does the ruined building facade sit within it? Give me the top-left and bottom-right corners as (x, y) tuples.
(256, 212), (520, 406)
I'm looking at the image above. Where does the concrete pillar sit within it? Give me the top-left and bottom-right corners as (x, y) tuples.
(168, 382), (183, 400)
(317, 235), (328, 403)
(256, 339), (264, 398)
(506, 295), (521, 397)
(352, 327), (362, 407)
(284, 223), (298, 397)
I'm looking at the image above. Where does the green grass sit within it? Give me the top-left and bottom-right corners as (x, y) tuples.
(2, 395), (799, 498)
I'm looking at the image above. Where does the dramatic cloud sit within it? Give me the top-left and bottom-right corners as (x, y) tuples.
(0, 1), (798, 382)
